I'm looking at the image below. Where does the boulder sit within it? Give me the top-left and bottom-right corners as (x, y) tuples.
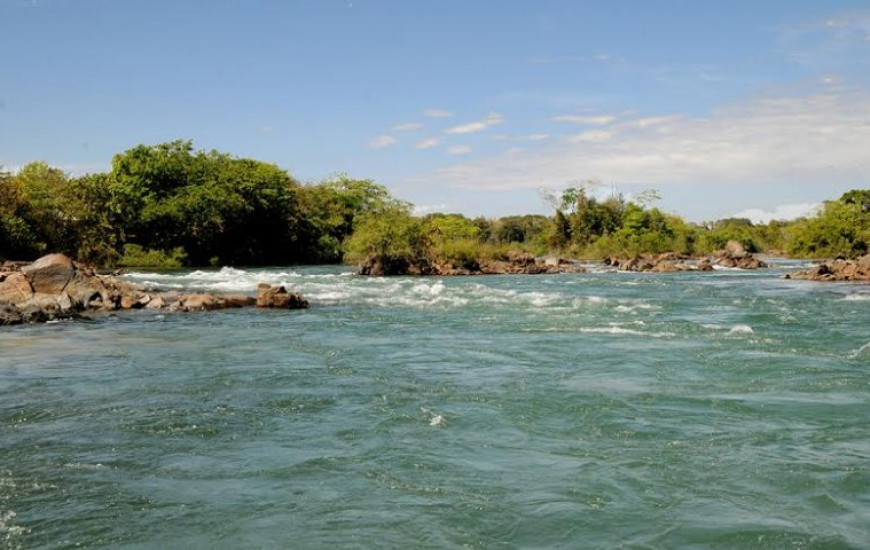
(178, 293), (222, 311)
(787, 258), (870, 282)
(0, 272), (34, 305)
(358, 255), (411, 276)
(697, 258), (714, 271)
(724, 240), (747, 259)
(21, 254), (75, 293)
(0, 305), (23, 326)
(256, 284), (309, 309)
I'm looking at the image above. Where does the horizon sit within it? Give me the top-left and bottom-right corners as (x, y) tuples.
(1, 1), (868, 224)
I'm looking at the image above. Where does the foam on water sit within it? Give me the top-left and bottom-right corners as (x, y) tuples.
(6, 264), (870, 547)
(842, 293), (870, 301)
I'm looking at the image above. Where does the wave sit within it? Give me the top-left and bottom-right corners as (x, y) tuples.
(841, 294), (870, 302)
(728, 324), (754, 334)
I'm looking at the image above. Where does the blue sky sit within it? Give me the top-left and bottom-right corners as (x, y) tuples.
(2, 0), (870, 221)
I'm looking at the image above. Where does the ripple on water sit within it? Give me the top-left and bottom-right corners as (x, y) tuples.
(3, 266), (870, 547)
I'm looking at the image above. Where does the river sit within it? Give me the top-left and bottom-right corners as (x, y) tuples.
(1, 262), (869, 548)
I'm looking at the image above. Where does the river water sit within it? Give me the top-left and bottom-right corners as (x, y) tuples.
(1, 262), (869, 548)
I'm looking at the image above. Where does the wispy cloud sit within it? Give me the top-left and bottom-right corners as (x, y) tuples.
(423, 109), (453, 118)
(392, 122), (423, 132)
(551, 114), (616, 125)
(415, 137), (440, 149)
(624, 115), (682, 129)
(368, 135), (397, 149)
(567, 130), (614, 143)
(447, 145), (472, 155)
(418, 89), (870, 192)
(444, 112), (504, 135)
(778, 10), (870, 69)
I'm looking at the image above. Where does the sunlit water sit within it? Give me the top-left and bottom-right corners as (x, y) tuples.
(2, 261), (869, 548)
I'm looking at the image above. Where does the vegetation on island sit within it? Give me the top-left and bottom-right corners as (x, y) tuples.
(1, 141), (868, 268)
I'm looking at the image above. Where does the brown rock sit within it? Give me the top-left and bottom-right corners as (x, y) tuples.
(144, 295), (166, 309)
(256, 284), (309, 309)
(21, 254), (76, 294)
(180, 294), (221, 311)
(0, 272), (34, 305)
(0, 304), (23, 325)
(725, 240), (747, 259)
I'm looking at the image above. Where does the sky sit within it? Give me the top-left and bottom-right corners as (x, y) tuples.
(1, 0), (870, 222)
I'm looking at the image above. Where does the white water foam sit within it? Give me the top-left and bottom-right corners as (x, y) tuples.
(842, 294), (870, 302)
(848, 340), (870, 359)
(728, 324), (754, 335)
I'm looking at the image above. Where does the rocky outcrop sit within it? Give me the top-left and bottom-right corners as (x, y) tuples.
(356, 252), (585, 276)
(604, 245), (767, 273)
(256, 283), (309, 309)
(0, 254), (308, 325)
(604, 255), (696, 272)
(713, 240), (768, 269)
(785, 256), (870, 282)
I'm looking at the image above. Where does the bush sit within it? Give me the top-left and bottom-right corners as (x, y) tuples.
(118, 244), (189, 268)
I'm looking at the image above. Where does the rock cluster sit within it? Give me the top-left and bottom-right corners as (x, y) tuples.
(712, 240), (768, 269)
(785, 255), (870, 282)
(0, 254), (308, 325)
(357, 252), (585, 276)
(604, 242), (767, 273)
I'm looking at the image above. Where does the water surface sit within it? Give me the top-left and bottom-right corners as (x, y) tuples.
(2, 262), (869, 548)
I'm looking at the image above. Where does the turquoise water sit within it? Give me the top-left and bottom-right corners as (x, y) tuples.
(2, 263), (869, 549)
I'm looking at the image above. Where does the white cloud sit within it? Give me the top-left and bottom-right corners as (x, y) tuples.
(415, 137), (440, 149)
(392, 122), (423, 132)
(419, 89), (870, 192)
(423, 109), (453, 118)
(567, 130), (614, 143)
(551, 114), (616, 125)
(447, 145), (472, 155)
(526, 133), (550, 141)
(445, 121), (488, 134)
(368, 135), (397, 149)
(625, 115), (682, 129)
(731, 203), (822, 223)
(445, 112), (505, 135)
(413, 203), (450, 215)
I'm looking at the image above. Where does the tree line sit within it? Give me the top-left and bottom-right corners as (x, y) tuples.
(1, 141), (868, 267)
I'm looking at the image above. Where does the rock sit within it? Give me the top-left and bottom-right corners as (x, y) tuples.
(256, 284), (309, 309)
(0, 304), (23, 325)
(221, 295), (257, 308)
(544, 257), (570, 268)
(21, 254), (76, 293)
(725, 240), (747, 259)
(507, 250), (535, 266)
(788, 258), (870, 282)
(144, 295), (166, 309)
(180, 294), (219, 311)
(65, 275), (112, 309)
(1, 255), (311, 324)
(358, 255), (411, 276)
(697, 258), (714, 271)
(0, 272), (34, 305)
